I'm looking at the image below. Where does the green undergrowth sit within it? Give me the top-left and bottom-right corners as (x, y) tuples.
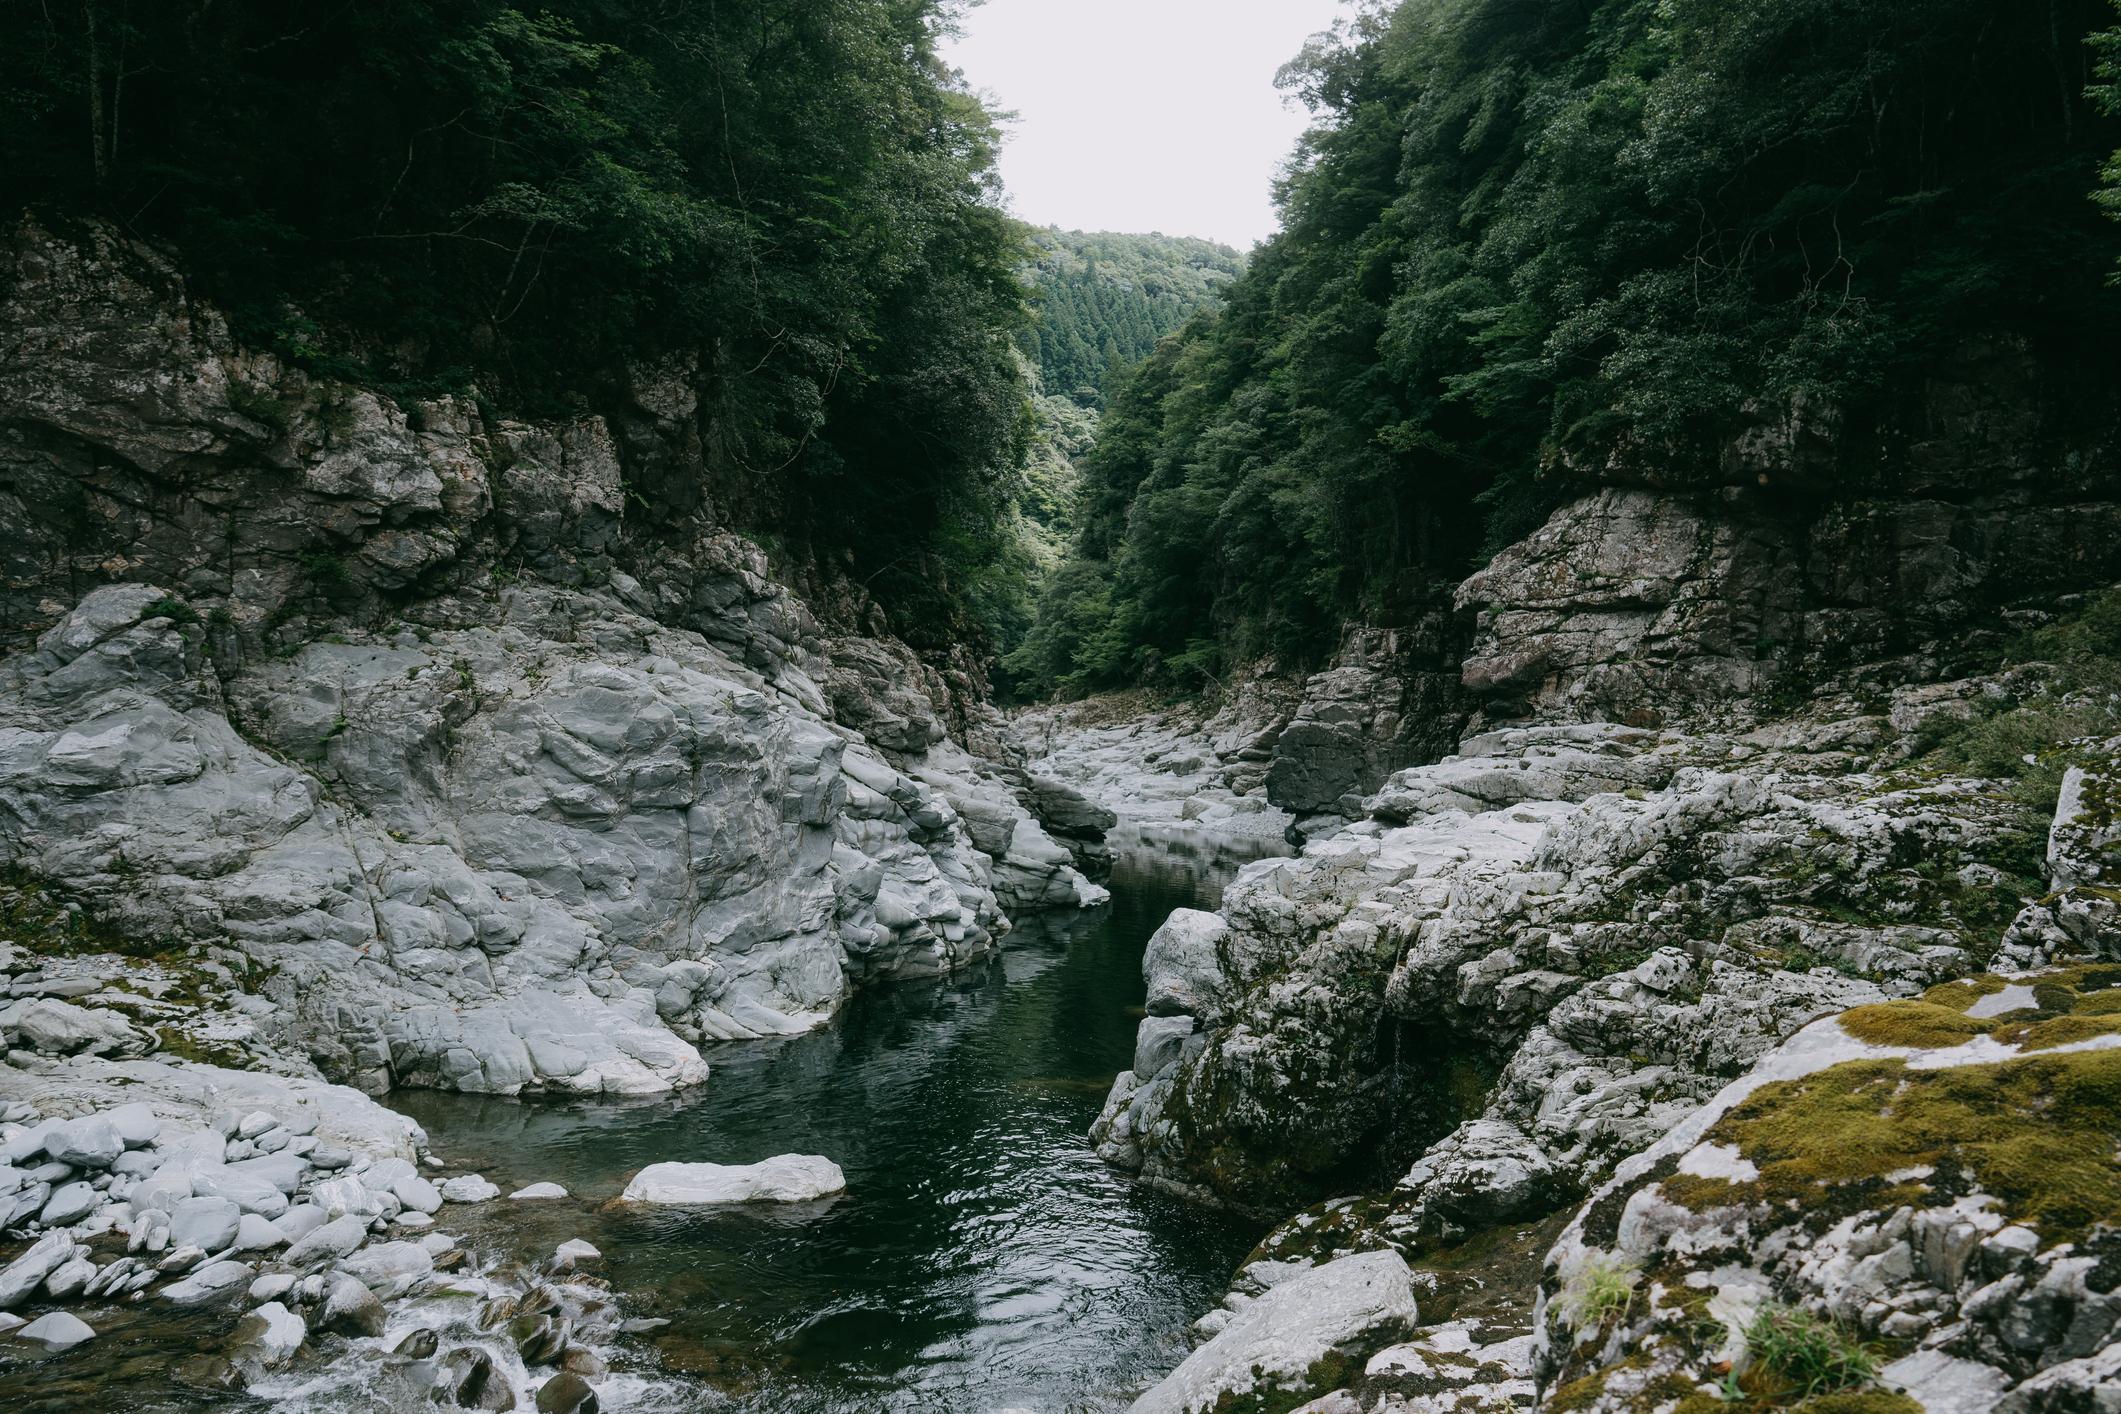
(1744, 1306), (1882, 1400)
(1910, 586), (2121, 808)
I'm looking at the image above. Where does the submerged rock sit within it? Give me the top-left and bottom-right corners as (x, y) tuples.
(621, 1155), (846, 1205)
(536, 1370), (600, 1413)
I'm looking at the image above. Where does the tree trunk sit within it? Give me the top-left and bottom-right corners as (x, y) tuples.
(84, 0), (109, 186)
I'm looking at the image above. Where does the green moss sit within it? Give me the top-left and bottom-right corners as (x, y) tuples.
(154, 1026), (252, 1069)
(1839, 966), (2121, 1052)
(1664, 1044), (2121, 1242)
(1793, 1393), (1923, 1414)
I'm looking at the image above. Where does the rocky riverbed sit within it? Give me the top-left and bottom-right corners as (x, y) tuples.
(1058, 683), (2121, 1413)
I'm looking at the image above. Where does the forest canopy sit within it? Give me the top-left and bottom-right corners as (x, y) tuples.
(0, 0), (1033, 648)
(1018, 230), (1243, 406)
(1008, 0), (2121, 701)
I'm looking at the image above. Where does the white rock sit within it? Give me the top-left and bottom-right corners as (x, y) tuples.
(187, 1166), (288, 1218)
(621, 1155), (846, 1205)
(249, 1273), (297, 1302)
(44, 1116), (124, 1170)
(392, 1173), (443, 1214)
(231, 1300), (305, 1365)
(272, 1203), (328, 1244)
(337, 1239), (434, 1298)
(15, 1310), (95, 1350)
(167, 1196), (242, 1253)
(553, 1239), (601, 1270)
(1130, 1251), (1418, 1414)
(439, 1174), (500, 1203)
(39, 1180), (99, 1227)
(284, 1213), (369, 1264)
(42, 1256), (96, 1300)
(106, 1103), (162, 1149)
(507, 1182), (569, 1200)
(160, 1258), (254, 1306)
(233, 1212), (286, 1252)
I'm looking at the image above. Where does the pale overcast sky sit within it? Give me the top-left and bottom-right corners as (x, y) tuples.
(941, 0), (1350, 249)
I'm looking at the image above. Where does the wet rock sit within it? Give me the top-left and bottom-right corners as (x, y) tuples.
(392, 1326), (440, 1359)
(229, 1300), (305, 1366)
(317, 1273), (387, 1337)
(552, 1239), (600, 1271)
(173, 1353), (246, 1391)
(1, 1233), (80, 1308)
(511, 1311), (569, 1364)
(536, 1370), (600, 1413)
(621, 1155), (845, 1204)
(508, 1183), (568, 1201)
(437, 1346), (514, 1409)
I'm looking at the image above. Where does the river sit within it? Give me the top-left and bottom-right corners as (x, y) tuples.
(376, 841), (1270, 1413)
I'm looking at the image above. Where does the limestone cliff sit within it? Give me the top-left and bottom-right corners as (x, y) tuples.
(0, 220), (1109, 1098)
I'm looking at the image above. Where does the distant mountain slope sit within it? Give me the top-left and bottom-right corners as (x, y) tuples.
(1019, 230), (1243, 404)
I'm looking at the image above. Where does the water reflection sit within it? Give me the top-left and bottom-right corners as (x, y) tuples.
(387, 846), (1266, 1413)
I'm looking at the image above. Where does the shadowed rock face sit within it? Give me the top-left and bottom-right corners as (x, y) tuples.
(0, 220), (1109, 1099)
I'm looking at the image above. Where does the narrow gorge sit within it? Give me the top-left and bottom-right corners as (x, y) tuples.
(4, 2), (2121, 1413)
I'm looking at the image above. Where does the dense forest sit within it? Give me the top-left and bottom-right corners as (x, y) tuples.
(1008, 0), (2121, 700)
(1018, 230), (1243, 405)
(0, 0), (1032, 650)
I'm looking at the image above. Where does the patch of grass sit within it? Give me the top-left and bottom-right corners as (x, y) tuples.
(1555, 1251), (1640, 1336)
(1745, 1306), (1880, 1400)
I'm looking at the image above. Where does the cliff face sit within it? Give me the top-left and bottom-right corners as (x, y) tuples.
(1156, 343), (2121, 826)
(0, 221), (1110, 1097)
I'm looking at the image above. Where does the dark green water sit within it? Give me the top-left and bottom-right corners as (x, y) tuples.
(387, 847), (1268, 1413)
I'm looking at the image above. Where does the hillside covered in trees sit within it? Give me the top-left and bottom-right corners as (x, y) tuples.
(1008, 0), (2121, 699)
(0, 0), (1033, 651)
(1018, 230), (1243, 405)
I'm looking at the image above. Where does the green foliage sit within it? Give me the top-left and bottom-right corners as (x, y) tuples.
(1743, 1307), (1881, 1400)
(1911, 586), (2121, 806)
(1, 0), (1035, 648)
(2095, 3), (2121, 259)
(1016, 0), (2121, 700)
(1018, 230), (1243, 405)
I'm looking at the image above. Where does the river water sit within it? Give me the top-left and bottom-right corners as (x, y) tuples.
(381, 842), (1270, 1413)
